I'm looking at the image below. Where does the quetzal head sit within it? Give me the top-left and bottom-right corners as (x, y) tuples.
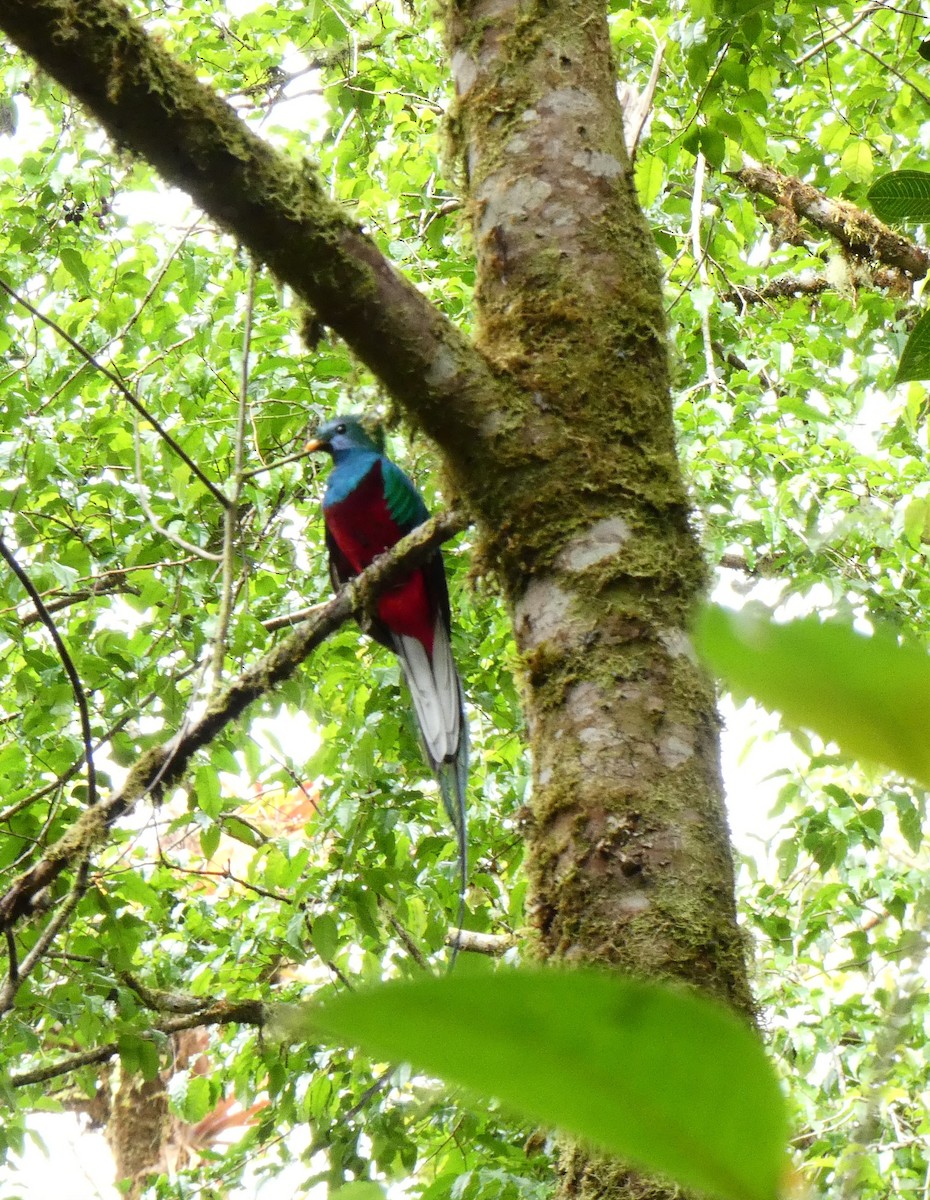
(305, 413), (385, 458)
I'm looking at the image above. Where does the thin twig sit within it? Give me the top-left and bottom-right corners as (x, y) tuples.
(262, 601), (329, 632)
(0, 859), (90, 1014)
(0, 276), (230, 511)
(240, 447), (314, 481)
(797, 1), (880, 65)
(133, 412), (223, 561)
(690, 152), (718, 389)
(212, 263), (257, 685)
(0, 534), (97, 808)
(384, 907), (430, 970)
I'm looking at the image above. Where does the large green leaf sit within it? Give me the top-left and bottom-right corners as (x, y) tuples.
(308, 969), (789, 1200)
(695, 605), (930, 788)
(895, 309), (930, 384)
(868, 169), (930, 224)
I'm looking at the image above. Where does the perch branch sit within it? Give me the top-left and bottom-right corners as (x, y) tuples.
(0, 509), (469, 932)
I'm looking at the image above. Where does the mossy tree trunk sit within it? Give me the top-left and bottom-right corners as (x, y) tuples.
(442, 0), (753, 1194)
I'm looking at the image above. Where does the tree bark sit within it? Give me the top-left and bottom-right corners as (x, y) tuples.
(443, 0), (754, 1193)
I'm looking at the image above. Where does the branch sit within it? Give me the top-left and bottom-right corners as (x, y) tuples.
(0, 0), (509, 465)
(723, 266), (913, 306)
(16, 578), (141, 627)
(9, 997), (267, 1088)
(0, 861), (90, 1014)
(732, 162), (930, 279)
(617, 41), (664, 162)
(444, 929), (516, 956)
(797, 1), (881, 65)
(0, 509), (469, 931)
(0, 663), (199, 826)
(212, 263), (257, 684)
(0, 534), (98, 809)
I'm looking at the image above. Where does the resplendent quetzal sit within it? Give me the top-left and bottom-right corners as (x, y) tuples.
(305, 414), (467, 946)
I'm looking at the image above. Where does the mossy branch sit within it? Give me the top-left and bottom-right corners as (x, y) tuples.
(0, 509), (468, 932)
(9, 998), (269, 1088)
(0, 0), (508, 473)
(733, 161), (930, 279)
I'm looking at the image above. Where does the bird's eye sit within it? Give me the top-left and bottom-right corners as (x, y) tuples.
(335, 423), (347, 435)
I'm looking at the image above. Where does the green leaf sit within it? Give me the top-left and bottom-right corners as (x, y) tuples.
(311, 912), (339, 961)
(840, 140), (873, 183)
(179, 1073), (213, 1123)
(194, 763), (222, 818)
(895, 309), (930, 384)
(59, 247), (91, 290)
(903, 495), (930, 548)
(221, 815), (265, 848)
(868, 169), (930, 224)
(331, 1186), (386, 1200)
(695, 604), (930, 789)
(199, 822), (221, 861)
(893, 792), (923, 853)
(307, 969), (788, 1200)
(635, 156), (665, 208)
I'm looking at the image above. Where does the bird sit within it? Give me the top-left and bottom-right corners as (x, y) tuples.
(305, 413), (468, 959)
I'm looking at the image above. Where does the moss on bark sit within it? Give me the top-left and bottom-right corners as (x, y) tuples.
(443, 0), (755, 1196)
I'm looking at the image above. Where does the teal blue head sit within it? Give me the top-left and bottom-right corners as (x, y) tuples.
(305, 414), (385, 460)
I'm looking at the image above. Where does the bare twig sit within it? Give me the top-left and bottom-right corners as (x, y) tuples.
(212, 263), (257, 684)
(262, 601), (329, 632)
(0, 534), (97, 809)
(240, 447), (313, 481)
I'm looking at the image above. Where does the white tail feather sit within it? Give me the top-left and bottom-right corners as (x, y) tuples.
(393, 616), (461, 765)
(392, 615), (468, 968)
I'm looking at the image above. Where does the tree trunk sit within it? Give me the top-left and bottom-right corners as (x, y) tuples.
(442, 0), (754, 1192)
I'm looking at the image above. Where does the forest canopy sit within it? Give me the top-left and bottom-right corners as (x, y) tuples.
(0, 1), (928, 1199)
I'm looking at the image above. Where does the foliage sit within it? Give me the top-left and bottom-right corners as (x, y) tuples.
(696, 605), (930, 789)
(867, 170), (930, 383)
(0, 0), (929, 1198)
(310, 969), (788, 1200)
